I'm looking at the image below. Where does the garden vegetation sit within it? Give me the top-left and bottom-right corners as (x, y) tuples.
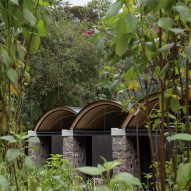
(0, 0), (191, 190)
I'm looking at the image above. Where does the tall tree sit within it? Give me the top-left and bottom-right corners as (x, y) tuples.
(23, 16), (101, 128)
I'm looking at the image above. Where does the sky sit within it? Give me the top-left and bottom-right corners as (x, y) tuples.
(69, 0), (90, 6)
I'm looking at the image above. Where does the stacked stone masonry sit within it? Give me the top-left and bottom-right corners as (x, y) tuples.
(28, 132), (139, 178)
(112, 136), (138, 176)
(28, 137), (50, 166)
(62, 136), (86, 167)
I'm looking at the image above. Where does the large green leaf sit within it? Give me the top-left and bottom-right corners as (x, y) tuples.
(39, 0), (50, 6)
(174, 5), (191, 24)
(115, 34), (128, 56)
(17, 42), (26, 61)
(0, 48), (10, 65)
(125, 14), (139, 33)
(158, 17), (174, 30)
(105, 1), (124, 18)
(30, 35), (40, 53)
(7, 68), (18, 85)
(124, 67), (137, 85)
(170, 98), (180, 113)
(112, 172), (142, 187)
(168, 133), (191, 142)
(24, 156), (34, 169)
(185, 44), (191, 63)
(6, 148), (21, 162)
(77, 166), (105, 176)
(160, 63), (170, 79)
(9, 0), (18, 5)
(117, 17), (127, 34)
(176, 162), (191, 190)
(37, 19), (47, 37)
(23, 8), (36, 26)
(103, 160), (120, 170)
(169, 28), (185, 34)
(0, 135), (16, 143)
(0, 175), (10, 191)
(158, 43), (174, 52)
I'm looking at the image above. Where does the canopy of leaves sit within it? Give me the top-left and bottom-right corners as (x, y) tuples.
(23, 19), (101, 127)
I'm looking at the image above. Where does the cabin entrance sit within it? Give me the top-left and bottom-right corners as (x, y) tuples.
(92, 135), (112, 166)
(36, 134), (63, 165)
(82, 134), (113, 167)
(51, 135), (63, 155)
(139, 136), (152, 182)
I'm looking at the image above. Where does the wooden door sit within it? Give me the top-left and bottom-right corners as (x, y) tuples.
(51, 136), (63, 155)
(92, 135), (112, 166)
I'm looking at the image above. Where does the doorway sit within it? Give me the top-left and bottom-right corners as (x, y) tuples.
(139, 136), (152, 183)
(85, 135), (112, 167)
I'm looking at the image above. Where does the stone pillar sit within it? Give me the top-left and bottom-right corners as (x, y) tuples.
(28, 131), (50, 166)
(111, 128), (138, 176)
(62, 130), (86, 168)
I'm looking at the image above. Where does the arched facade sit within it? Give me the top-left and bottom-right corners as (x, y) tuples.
(34, 107), (81, 132)
(121, 94), (159, 129)
(63, 100), (129, 169)
(28, 95), (161, 177)
(120, 94), (160, 181)
(70, 100), (127, 130)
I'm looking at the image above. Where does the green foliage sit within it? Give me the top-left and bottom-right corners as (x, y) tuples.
(0, 133), (39, 190)
(185, 44), (191, 63)
(37, 154), (83, 191)
(78, 159), (142, 190)
(86, 0), (112, 20)
(98, 0), (191, 190)
(105, 1), (123, 18)
(157, 17), (174, 30)
(0, 0), (49, 135)
(78, 160), (120, 178)
(112, 172), (142, 188)
(168, 133), (191, 142)
(23, 19), (101, 127)
(6, 149), (21, 162)
(0, 175), (10, 191)
(176, 162), (191, 190)
(78, 166), (104, 176)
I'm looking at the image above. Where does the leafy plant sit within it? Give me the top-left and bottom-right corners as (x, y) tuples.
(98, 0), (191, 190)
(38, 154), (83, 191)
(78, 159), (142, 190)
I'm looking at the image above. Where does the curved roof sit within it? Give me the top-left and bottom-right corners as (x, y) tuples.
(34, 107), (81, 132)
(70, 100), (127, 130)
(121, 94), (159, 128)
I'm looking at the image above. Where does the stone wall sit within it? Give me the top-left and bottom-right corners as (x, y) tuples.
(111, 128), (138, 176)
(28, 129), (139, 177)
(28, 136), (50, 166)
(62, 135), (86, 168)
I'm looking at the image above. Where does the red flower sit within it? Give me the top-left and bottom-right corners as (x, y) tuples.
(154, 27), (160, 33)
(82, 29), (94, 36)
